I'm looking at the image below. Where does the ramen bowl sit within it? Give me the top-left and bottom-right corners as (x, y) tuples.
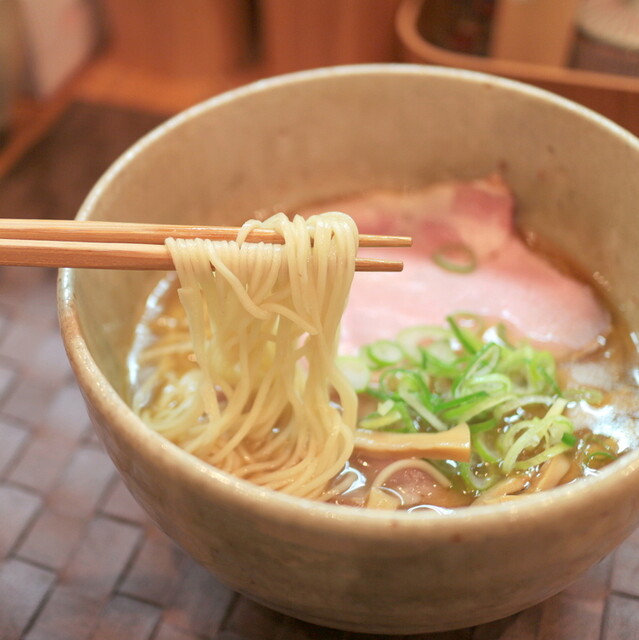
(58, 65), (639, 634)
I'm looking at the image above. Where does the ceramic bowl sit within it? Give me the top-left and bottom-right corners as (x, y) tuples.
(58, 65), (639, 634)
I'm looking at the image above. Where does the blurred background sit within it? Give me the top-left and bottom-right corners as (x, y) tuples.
(0, 0), (639, 217)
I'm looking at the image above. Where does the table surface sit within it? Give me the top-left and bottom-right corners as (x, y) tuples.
(0, 101), (638, 640)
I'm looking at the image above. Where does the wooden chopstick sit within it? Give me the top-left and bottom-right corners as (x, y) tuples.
(0, 219), (412, 248)
(0, 239), (404, 272)
(0, 219), (409, 272)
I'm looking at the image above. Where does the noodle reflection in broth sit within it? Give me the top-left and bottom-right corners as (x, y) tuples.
(133, 212), (359, 500)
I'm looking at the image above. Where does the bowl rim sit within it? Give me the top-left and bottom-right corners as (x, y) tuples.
(58, 63), (639, 538)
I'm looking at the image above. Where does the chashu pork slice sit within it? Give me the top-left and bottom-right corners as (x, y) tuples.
(303, 175), (610, 358)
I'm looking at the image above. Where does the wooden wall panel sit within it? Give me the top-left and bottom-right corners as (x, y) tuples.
(101, 0), (251, 77)
(259, 0), (402, 74)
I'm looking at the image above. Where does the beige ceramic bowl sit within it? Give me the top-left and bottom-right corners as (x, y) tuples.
(59, 65), (639, 634)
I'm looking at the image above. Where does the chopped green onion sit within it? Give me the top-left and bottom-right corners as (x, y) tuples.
(501, 418), (548, 473)
(546, 398), (568, 419)
(461, 372), (513, 396)
(423, 350), (461, 378)
(468, 418), (497, 434)
(339, 317), (603, 493)
(395, 401), (417, 432)
(359, 410), (403, 430)
(366, 340), (405, 367)
(548, 417), (573, 442)
(500, 405), (573, 473)
(399, 389), (448, 432)
(396, 326), (449, 365)
(424, 339), (458, 364)
(538, 366), (562, 396)
(336, 355), (371, 392)
(452, 342), (501, 396)
(377, 399), (395, 415)
(453, 393), (515, 424)
(379, 369), (430, 403)
(458, 461), (499, 491)
(446, 315), (483, 355)
(362, 386), (389, 401)
(494, 395), (554, 418)
(585, 450), (617, 464)
(376, 369), (403, 399)
(498, 418), (536, 456)
(473, 432), (500, 463)
(432, 243), (477, 274)
(436, 391), (489, 414)
(512, 442), (572, 470)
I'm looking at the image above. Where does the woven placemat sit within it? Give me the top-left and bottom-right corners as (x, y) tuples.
(0, 102), (638, 640)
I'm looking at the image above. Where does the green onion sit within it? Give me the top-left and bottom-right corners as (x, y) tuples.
(376, 368), (404, 399)
(395, 401), (417, 432)
(377, 399), (395, 415)
(424, 338), (459, 364)
(362, 386), (389, 401)
(366, 340), (405, 367)
(379, 369), (431, 404)
(359, 410), (403, 430)
(336, 355), (371, 392)
(436, 391), (489, 414)
(538, 366), (562, 396)
(498, 418), (536, 456)
(468, 418), (497, 434)
(473, 432), (500, 463)
(396, 326), (449, 365)
(452, 342), (501, 396)
(512, 442), (572, 470)
(459, 461), (499, 491)
(586, 450), (617, 464)
(501, 418), (547, 473)
(446, 315), (483, 355)
(339, 317), (602, 494)
(546, 398), (568, 419)
(422, 350), (461, 378)
(399, 388), (448, 432)
(494, 395), (554, 418)
(461, 372), (513, 396)
(453, 393), (514, 424)
(500, 404), (573, 473)
(432, 243), (477, 274)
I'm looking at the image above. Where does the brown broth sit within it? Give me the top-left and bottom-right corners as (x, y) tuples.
(127, 269), (638, 511)
(127, 181), (639, 510)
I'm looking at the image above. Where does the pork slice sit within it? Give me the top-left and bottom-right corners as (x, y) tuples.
(301, 176), (610, 357)
(303, 174), (513, 260)
(341, 237), (609, 358)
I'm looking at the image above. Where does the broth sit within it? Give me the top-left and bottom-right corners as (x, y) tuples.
(127, 179), (639, 510)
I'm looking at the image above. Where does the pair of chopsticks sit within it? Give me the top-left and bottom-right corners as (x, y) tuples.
(0, 219), (411, 272)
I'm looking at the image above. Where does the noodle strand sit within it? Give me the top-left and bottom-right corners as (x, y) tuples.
(134, 212), (359, 500)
